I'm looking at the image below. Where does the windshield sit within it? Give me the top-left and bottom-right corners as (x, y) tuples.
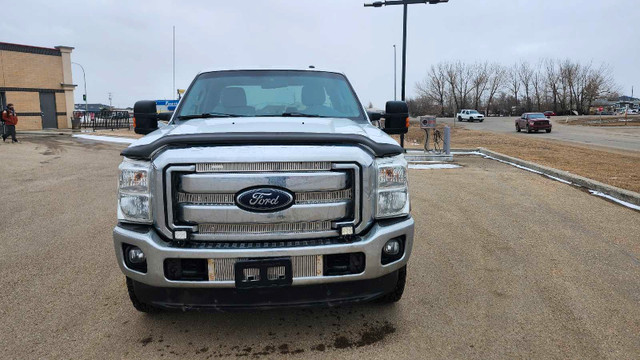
(175, 70), (366, 122)
(529, 113), (546, 119)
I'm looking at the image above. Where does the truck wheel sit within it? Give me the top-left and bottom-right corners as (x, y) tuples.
(516, 124), (521, 132)
(546, 129), (551, 133)
(458, 116), (463, 122)
(479, 119), (484, 122)
(526, 125), (532, 133)
(126, 277), (159, 313)
(469, 117), (474, 122)
(378, 266), (407, 304)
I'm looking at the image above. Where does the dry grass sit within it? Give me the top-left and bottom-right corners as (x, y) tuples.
(399, 126), (640, 193)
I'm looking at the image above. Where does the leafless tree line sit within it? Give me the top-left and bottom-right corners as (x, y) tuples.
(411, 59), (618, 117)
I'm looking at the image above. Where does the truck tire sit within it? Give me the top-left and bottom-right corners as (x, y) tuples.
(469, 117), (474, 122)
(526, 125), (532, 133)
(378, 266), (407, 304)
(516, 124), (521, 132)
(546, 129), (551, 133)
(126, 277), (159, 313)
(458, 116), (463, 122)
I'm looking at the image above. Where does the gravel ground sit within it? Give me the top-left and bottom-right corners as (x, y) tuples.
(1, 135), (639, 359)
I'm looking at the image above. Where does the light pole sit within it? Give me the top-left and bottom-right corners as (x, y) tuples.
(71, 62), (88, 123)
(365, 0), (449, 148)
(393, 44), (397, 101)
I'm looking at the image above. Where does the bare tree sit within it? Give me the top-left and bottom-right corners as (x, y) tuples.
(416, 63), (448, 116)
(507, 64), (520, 114)
(531, 61), (544, 111)
(485, 64), (505, 116)
(518, 61), (534, 112)
(471, 62), (490, 111)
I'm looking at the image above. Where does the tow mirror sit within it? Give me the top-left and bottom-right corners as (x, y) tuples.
(158, 112), (173, 121)
(367, 111), (382, 122)
(382, 101), (409, 135)
(133, 100), (159, 135)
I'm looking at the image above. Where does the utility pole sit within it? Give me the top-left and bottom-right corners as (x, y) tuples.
(108, 92), (113, 108)
(365, 0), (450, 148)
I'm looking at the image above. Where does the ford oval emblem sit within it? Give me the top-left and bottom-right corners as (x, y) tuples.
(235, 187), (295, 213)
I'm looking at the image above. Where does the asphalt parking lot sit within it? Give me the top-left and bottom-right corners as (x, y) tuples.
(1, 135), (639, 359)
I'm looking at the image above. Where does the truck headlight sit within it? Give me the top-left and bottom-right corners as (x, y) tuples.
(118, 158), (152, 224)
(375, 155), (410, 219)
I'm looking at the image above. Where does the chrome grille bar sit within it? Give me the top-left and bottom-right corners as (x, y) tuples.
(295, 189), (353, 204)
(208, 255), (321, 281)
(198, 221), (332, 234)
(176, 189), (352, 205)
(177, 192), (234, 205)
(196, 161), (332, 173)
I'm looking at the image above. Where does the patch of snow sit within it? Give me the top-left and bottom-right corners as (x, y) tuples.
(588, 191), (640, 211)
(452, 151), (483, 155)
(73, 134), (136, 144)
(409, 164), (461, 170)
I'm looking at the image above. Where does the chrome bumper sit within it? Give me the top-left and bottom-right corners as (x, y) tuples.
(113, 216), (414, 288)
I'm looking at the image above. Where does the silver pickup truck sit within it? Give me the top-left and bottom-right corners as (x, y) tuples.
(114, 69), (414, 312)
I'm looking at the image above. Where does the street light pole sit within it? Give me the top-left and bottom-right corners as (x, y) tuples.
(71, 62), (88, 124)
(365, 0), (450, 147)
(393, 44), (397, 101)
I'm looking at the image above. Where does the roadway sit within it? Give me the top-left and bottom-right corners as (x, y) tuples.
(445, 116), (640, 153)
(1, 136), (639, 359)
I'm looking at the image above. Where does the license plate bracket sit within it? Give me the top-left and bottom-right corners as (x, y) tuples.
(234, 258), (293, 289)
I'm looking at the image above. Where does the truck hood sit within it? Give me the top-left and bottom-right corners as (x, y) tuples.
(129, 117), (399, 148)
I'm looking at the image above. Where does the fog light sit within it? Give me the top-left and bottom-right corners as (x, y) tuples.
(340, 226), (354, 236)
(128, 247), (146, 264)
(383, 239), (401, 256)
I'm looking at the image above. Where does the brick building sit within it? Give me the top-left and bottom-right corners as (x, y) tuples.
(0, 42), (75, 130)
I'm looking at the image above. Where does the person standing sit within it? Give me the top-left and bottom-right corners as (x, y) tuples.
(2, 103), (19, 143)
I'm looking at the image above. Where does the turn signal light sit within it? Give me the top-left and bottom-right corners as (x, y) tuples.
(405, 117), (410, 128)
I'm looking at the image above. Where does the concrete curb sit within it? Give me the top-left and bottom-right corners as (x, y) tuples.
(20, 130), (73, 136)
(474, 147), (640, 207)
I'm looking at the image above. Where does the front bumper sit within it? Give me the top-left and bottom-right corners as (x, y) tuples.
(129, 270), (400, 310)
(113, 216), (414, 289)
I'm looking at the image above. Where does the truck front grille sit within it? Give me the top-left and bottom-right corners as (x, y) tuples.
(164, 162), (360, 242)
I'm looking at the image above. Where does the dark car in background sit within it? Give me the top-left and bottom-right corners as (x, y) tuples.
(516, 113), (552, 133)
(543, 111), (556, 117)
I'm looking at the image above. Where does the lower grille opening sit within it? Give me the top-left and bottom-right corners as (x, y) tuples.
(164, 258), (208, 281)
(323, 252), (365, 276)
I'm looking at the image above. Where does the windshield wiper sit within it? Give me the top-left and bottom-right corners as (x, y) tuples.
(279, 112), (327, 117)
(177, 113), (242, 120)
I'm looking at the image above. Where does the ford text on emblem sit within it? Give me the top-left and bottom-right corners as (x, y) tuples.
(235, 187), (295, 212)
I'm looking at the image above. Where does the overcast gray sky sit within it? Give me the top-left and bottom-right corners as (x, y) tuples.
(2, 0), (638, 108)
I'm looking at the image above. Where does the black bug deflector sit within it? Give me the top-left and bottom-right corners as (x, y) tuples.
(121, 133), (403, 160)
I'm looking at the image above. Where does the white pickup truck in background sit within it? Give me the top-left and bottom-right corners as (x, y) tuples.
(457, 109), (484, 122)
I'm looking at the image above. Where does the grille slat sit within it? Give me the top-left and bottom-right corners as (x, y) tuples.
(208, 255), (320, 281)
(196, 162), (332, 173)
(176, 189), (352, 206)
(199, 221), (332, 234)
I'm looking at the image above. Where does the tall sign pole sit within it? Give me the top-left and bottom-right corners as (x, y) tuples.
(365, 0), (450, 148)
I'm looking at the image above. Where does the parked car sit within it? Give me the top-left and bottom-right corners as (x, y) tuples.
(457, 109), (484, 122)
(115, 68), (414, 312)
(543, 111), (556, 117)
(516, 113), (552, 133)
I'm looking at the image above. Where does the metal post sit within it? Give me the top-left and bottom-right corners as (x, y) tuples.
(399, 3), (408, 148)
(393, 44), (397, 101)
(443, 125), (450, 155)
(172, 26), (176, 99)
